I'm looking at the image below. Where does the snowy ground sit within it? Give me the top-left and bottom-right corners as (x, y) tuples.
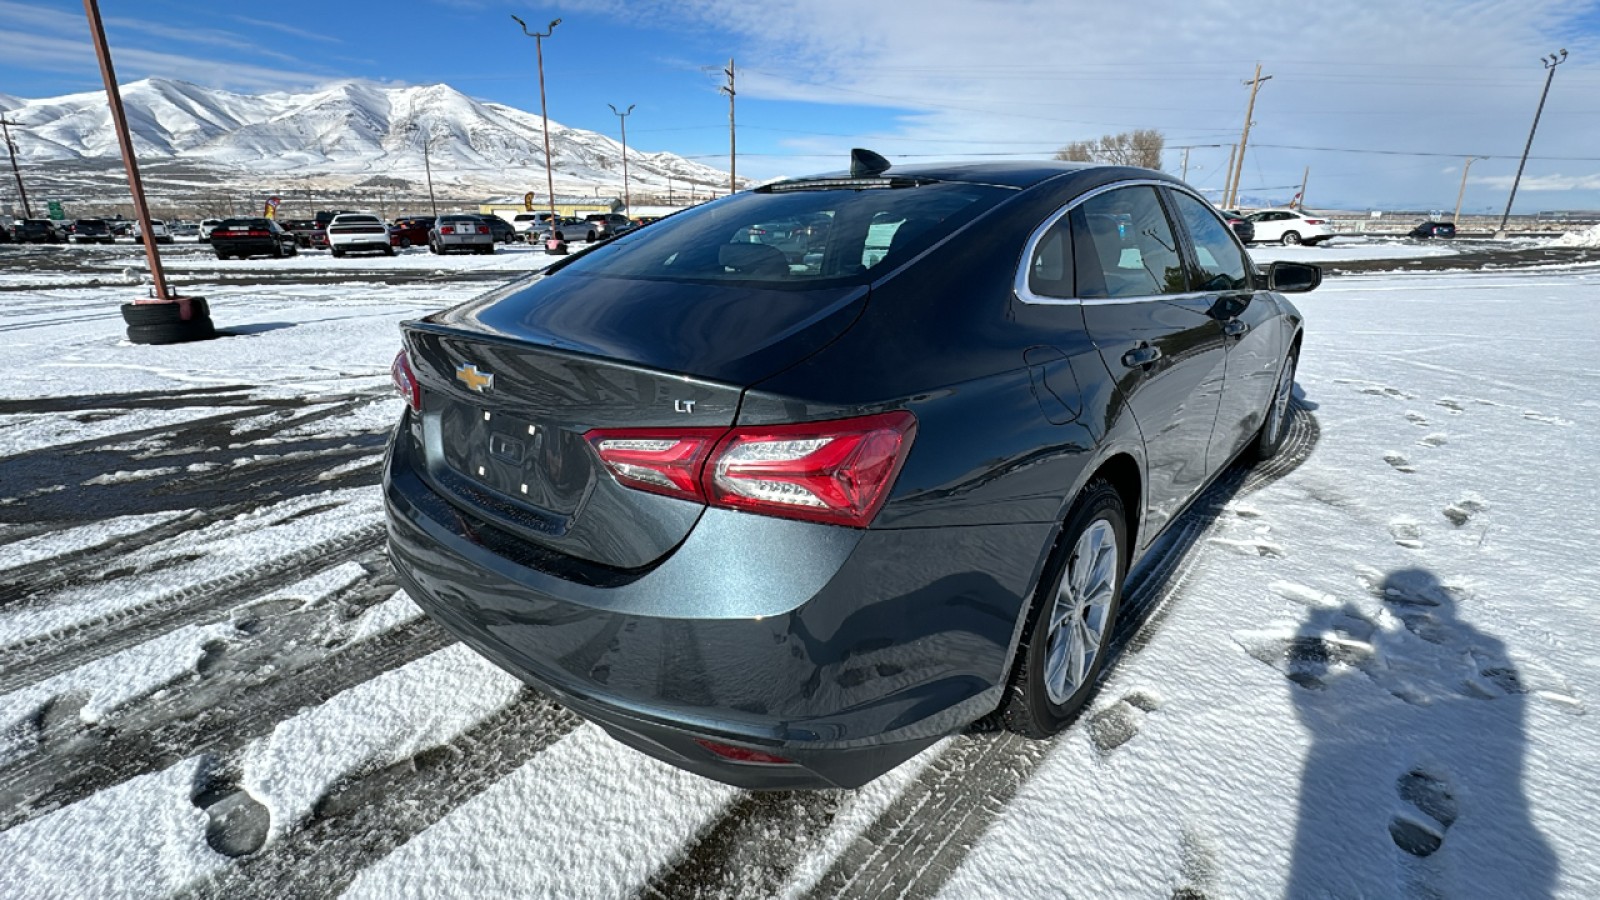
(0, 237), (1597, 898)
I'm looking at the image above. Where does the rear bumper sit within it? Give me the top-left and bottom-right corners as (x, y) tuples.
(383, 425), (1048, 789)
(213, 239), (283, 256)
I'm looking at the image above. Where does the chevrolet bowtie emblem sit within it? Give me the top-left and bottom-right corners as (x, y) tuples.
(455, 363), (494, 393)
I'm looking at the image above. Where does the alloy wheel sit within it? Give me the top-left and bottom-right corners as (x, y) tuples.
(1044, 518), (1118, 705)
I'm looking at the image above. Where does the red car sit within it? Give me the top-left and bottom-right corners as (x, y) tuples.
(390, 216), (434, 249)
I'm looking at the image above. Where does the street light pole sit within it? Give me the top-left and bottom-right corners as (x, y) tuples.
(1453, 156), (1487, 226)
(608, 103), (634, 215)
(1498, 49), (1567, 238)
(512, 15), (561, 234)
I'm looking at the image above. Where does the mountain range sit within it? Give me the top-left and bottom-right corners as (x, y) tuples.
(0, 78), (733, 205)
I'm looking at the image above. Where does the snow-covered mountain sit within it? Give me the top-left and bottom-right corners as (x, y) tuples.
(1, 78), (731, 196)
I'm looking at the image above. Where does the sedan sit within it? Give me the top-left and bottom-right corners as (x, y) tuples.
(428, 214), (494, 255)
(384, 155), (1317, 789)
(1246, 208), (1334, 246)
(1409, 221), (1457, 239)
(328, 213), (395, 257)
(1218, 208), (1255, 244)
(209, 217), (299, 259)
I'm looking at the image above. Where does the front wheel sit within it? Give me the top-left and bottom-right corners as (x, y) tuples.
(1281, 230), (1302, 246)
(1001, 479), (1126, 738)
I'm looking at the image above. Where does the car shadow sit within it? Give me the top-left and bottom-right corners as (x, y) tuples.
(216, 322), (299, 337)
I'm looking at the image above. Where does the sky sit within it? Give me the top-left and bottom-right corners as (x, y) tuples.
(2, 0), (1599, 211)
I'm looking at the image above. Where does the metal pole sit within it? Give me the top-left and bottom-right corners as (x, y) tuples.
(513, 15), (561, 233)
(608, 103), (634, 214)
(1498, 50), (1567, 237)
(0, 119), (33, 218)
(720, 59), (736, 193)
(83, 0), (173, 304)
(1453, 156), (1486, 225)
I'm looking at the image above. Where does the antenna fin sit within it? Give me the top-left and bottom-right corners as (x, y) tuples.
(850, 148), (891, 178)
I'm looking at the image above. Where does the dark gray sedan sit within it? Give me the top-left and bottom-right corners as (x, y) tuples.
(384, 153), (1317, 789)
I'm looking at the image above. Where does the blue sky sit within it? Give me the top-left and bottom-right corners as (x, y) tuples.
(3, 0), (1600, 210)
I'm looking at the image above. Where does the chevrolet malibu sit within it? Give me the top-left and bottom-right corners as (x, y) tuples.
(384, 153), (1319, 789)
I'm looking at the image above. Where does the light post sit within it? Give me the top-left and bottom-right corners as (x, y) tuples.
(512, 15), (561, 238)
(607, 103), (634, 215)
(1453, 156), (1487, 227)
(1498, 49), (1567, 238)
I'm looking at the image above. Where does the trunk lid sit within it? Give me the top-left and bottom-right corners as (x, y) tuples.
(401, 273), (868, 569)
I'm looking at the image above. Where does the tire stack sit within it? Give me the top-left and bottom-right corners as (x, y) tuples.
(120, 298), (216, 345)
(545, 236), (569, 255)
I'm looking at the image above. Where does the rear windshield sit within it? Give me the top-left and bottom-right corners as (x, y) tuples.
(556, 181), (1010, 288)
(220, 219), (270, 229)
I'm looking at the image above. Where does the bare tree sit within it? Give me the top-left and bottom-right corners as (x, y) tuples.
(1055, 129), (1164, 170)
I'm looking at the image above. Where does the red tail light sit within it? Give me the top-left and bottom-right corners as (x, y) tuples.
(477, 225), (489, 234)
(1304, 219), (1325, 225)
(694, 739), (795, 765)
(440, 226), (455, 235)
(391, 350), (421, 411)
(586, 412), (917, 528)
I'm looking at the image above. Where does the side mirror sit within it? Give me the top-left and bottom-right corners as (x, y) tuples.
(1267, 260), (1321, 293)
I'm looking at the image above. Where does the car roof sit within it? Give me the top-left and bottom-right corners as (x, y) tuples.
(794, 159), (1124, 190)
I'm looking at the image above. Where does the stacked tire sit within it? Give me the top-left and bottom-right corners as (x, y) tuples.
(120, 298), (216, 345)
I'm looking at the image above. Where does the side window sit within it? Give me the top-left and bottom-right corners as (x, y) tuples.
(1170, 191), (1250, 291)
(1070, 186), (1186, 299)
(1026, 215), (1073, 298)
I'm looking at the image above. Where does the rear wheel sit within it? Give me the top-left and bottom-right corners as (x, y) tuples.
(331, 246), (345, 258)
(1281, 230), (1302, 246)
(1249, 349), (1298, 461)
(1001, 479), (1126, 738)
(384, 245), (396, 256)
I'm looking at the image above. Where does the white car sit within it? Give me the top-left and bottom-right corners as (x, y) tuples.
(132, 218), (173, 245)
(508, 211), (555, 241)
(198, 219), (222, 243)
(327, 213), (395, 257)
(1245, 209), (1335, 246)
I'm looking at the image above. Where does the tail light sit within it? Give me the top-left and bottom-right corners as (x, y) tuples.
(391, 350), (421, 411)
(1304, 219), (1326, 225)
(694, 739), (795, 766)
(440, 226), (455, 235)
(586, 411), (916, 528)
(477, 225), (489, 234)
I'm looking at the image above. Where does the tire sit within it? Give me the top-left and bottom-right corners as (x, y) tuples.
(399, 237), (411, 248)
(287, 243), (298, 257)
(1000, 479), (1127, 738)
(331, 246), (345, 258)
(429, 240), (440, 255)
(1281, 230), (1302, 246)
(120, 298), (210, 326)
(216, 252), (231, 261)
(1248, 349), (1298, 461)
(272, 244), (284, 259)
(384, 246), (396, 256)
(126, 318), (216, 345)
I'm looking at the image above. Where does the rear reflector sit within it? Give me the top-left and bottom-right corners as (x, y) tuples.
(693, 739), (795, 766)
(391, 350), (421, 411)
(586, 411), (917, 528)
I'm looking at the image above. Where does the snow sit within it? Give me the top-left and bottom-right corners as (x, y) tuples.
(1552, 223), (1600, 248)
(241, 644), (524, 839)
(2, 240), (1598, 897)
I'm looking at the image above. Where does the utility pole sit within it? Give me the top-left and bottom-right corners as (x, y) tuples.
(83, 0), (173, 305)
(719, 59), (736, 193)
(512, 15), (562, 235)
(0, 118), (32, 218)
(608, 103), (635, 214)
(1453, 156), (1487, 226)
(1296, 166), (1309, 208)
(1222, 144), (1236, 206)
(1225, 65), (1271, 210)
(1180, 147), (1191, 181)
(1498, 49), (1567, 238)
(409, 124), (438, 217)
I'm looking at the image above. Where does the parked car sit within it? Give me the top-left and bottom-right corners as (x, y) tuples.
(279, 219), (321, 248)
(198, 219), (223, 243)
(480, 214), (517, 244)
(735, 213), (833, 263)
(210, 217), (299, 259)
(389, 216), (434, 249)
(1409, 221), (1457, 239)
(1217, 208), (1255, 244)
(1244, 209), (1334, 246)
(539, 217), (597, 243)
(133, 219), (174, 245)
(170, 221), (200, 238)
(14, 218), (66, 244)
(509, 211), (556, 240)
(383, 154), (1318, 790)
(327, 213), (395, 257)
(428, 213), (494, 254)
(584, 212), (635, 240)
(69, 218), (115, 244)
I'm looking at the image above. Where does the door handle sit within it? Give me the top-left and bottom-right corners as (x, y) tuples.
(1223, 319), (1250, 337)
(1121, 344), (1162, 368)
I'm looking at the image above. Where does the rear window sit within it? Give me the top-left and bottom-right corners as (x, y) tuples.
(557, 181), (1008, 288)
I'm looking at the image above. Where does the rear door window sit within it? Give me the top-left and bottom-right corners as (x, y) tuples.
(1070, 186), (1186, 299)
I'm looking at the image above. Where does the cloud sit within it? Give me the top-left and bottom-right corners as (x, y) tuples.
(1478, 172), (1600, 191)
